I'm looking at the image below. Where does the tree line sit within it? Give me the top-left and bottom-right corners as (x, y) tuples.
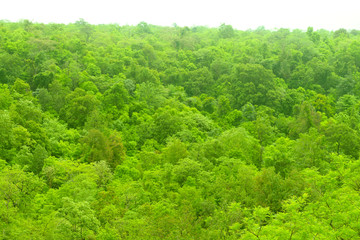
(1, 20), (360, 239)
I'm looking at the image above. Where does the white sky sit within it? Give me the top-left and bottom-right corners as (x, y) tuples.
(1, 0), (359, 30)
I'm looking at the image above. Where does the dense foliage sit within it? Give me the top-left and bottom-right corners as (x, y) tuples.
(1, 20), (360, 239)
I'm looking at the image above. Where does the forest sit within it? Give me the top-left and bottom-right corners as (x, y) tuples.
(1, 19), (360, 239)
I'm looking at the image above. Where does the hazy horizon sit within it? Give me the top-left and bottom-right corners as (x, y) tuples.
(1, 0), (360, 30)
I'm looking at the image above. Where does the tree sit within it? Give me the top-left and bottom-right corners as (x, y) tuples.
(103, 81), (129, 118)
(136, 21), (152, 34)
(81, 129), (111, 163)
(60, 88), (100, 128)
(216, 95), (231, 117)
(107, 131), (126, 169)
(204, 127), (261, 167)
(57, 197), (99, 239)
(185, 67), (215, 96)
(289, 101), (322, 138)
(263, 137), (295, 177)
(9, 99), (43, 126)
(75, 18), (93, 42)
(172, 158), (202, 186)
(0, 166), (45, 210)
(294, 128), (327, 169)
(0, 111), (13, 157)
(12, 78), (31, 96)
(323, 119), (360, 158)
(48, 80), (70, 113)
(219, 24), (235, 38)
(31, 144), (48, 174)
(0, 84), (13, 110)
(162, 138), (188, 164)
(33, 71), (54, 89)
(254, 168), (286, 211)
(151, 106), (184, 144)
(230, 63), (278, 107)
